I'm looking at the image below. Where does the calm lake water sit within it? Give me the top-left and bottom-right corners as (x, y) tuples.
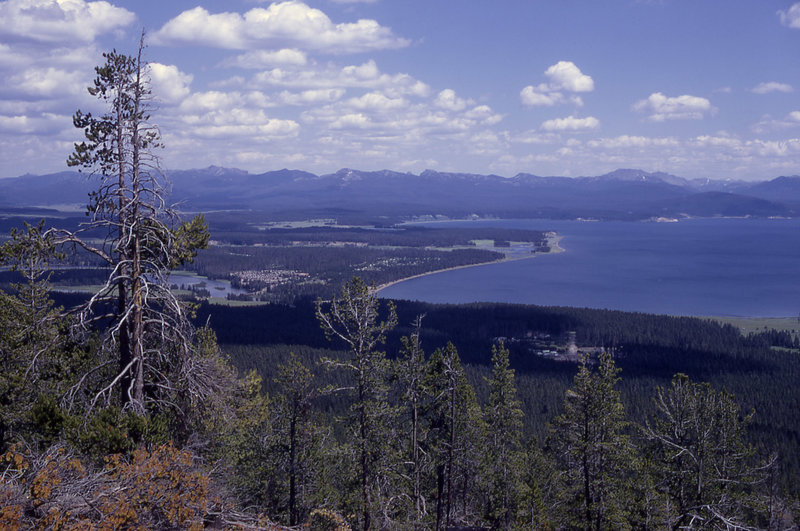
(378, 218), (800, 317)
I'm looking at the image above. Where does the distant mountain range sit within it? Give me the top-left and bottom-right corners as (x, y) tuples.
(1, 167), (798, 221)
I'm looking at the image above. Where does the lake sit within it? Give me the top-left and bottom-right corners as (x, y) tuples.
(169, 272), (248, 299)
(378, 218), (800, 317)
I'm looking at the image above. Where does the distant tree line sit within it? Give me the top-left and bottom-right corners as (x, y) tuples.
(192, 244), (504, 302)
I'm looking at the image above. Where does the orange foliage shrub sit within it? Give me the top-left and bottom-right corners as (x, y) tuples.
(0, 443), (215, 530)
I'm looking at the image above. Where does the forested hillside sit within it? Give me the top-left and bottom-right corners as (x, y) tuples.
(4, 273), (798, 529)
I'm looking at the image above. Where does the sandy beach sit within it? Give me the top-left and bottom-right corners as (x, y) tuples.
(376, 232), (563, 294)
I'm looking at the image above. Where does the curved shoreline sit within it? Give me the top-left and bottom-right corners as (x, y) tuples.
(376, 233), (563, 294)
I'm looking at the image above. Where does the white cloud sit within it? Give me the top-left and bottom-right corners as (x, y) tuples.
(279, 88), (346, 105)
(520, 86), (566, 107)
(753, 111), (800, 132)
(541, 115), (599, 131)
(751, 81), (793, 94)
(175, 106), (300, 140)
(4, 66), (86, 99)
(509, 130), (559, 145)
(178, 91), (274, 113)
(691, 135), (742, 149)
(520, 61), (592, 107)
(779, 3), (800, 28)
(152, 2), (410, 54)
(434, 89), (472, 111)
(0, 0), (135, 43)
(295, 82), (502, 149)
(464, 105), (503, 125)
(330, 113), (372, 130)
(148, 63), (193, 104)
(544, 61), (594, 92)
(633, 92), (713, 121)
(347, 91), (407, 111)
(250, 59), (430, 98)
(0, 112), (69, 134)
(588, 135), (678, 149)
(222, 49), (308, 69)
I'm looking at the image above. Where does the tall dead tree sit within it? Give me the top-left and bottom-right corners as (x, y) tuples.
(48, 34), (207, 415)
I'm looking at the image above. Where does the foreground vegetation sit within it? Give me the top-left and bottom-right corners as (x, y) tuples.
(2, 275), (798, 529)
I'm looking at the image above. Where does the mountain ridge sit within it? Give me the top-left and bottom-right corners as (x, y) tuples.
(1, 167), (798, 221)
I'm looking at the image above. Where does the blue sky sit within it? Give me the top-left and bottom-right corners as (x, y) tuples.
(1, 0), (799, 180)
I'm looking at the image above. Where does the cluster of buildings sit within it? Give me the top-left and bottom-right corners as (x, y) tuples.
(496, 331), (605, 363)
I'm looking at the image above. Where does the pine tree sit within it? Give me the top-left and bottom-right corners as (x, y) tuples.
(43, 34), (208, 415)
(395, 315), (428, 528)
(0, 222), (86, 449)
(424, 342), (486, 530)
(272, 353), (320, 526)
(482, 342), (525, 529)
(550, 352), (635, 530)
(316, 277), (398, 531)
(643, 373), (769, 529)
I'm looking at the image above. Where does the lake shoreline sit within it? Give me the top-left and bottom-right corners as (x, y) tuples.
(376, 232), (564, 294)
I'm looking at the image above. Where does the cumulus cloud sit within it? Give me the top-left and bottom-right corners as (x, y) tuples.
(691, 135), (742, 149)
(779, 3), (800, 28)
(279, 88), (346, 105)
(347, 91), (407, 111)
(222, 49), (308, 69)
(297, 83), (501, 145)
(149, 63), (193, 104)
(249, 59), (430, 98)
(751, 81), (793, 94)
(152, 2), (410, 54)
(175, 106), (300, 140)
(3, 66), (86, 100)
(464, 105), (503, 125)
(541, 115), (599, 131)
(509, 130), (559, 145)
(0, 112), (69, 135)
(520, 61), (593, 107)
(753, 111), (800, 132)
(178, 91), (274, 113)
(434, 89), (472, 111)
(520, 86), (568, 107)
(633, 92), (713, 121)
(0, 0), (135, 43)
(544, 61), (594, 92)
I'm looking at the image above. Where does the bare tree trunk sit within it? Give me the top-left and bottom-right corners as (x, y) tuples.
(130, 36), (145, 413)
(289, 415), (297, 526)
(446, 380), (455, 529)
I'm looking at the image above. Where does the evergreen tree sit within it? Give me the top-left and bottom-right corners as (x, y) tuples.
(521, 440), (557, 531)
(271, 353), (321, 526)
(482, 342), (525, 529)
(643, 373), (769, 529)
(424, 341), (486, 530)
(395, 315), (429, 528)
(550, 352), (635, 530)
(316, 277), (398, 530)
(47, 34), (208, 415)
(0, 222), (87, 449)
